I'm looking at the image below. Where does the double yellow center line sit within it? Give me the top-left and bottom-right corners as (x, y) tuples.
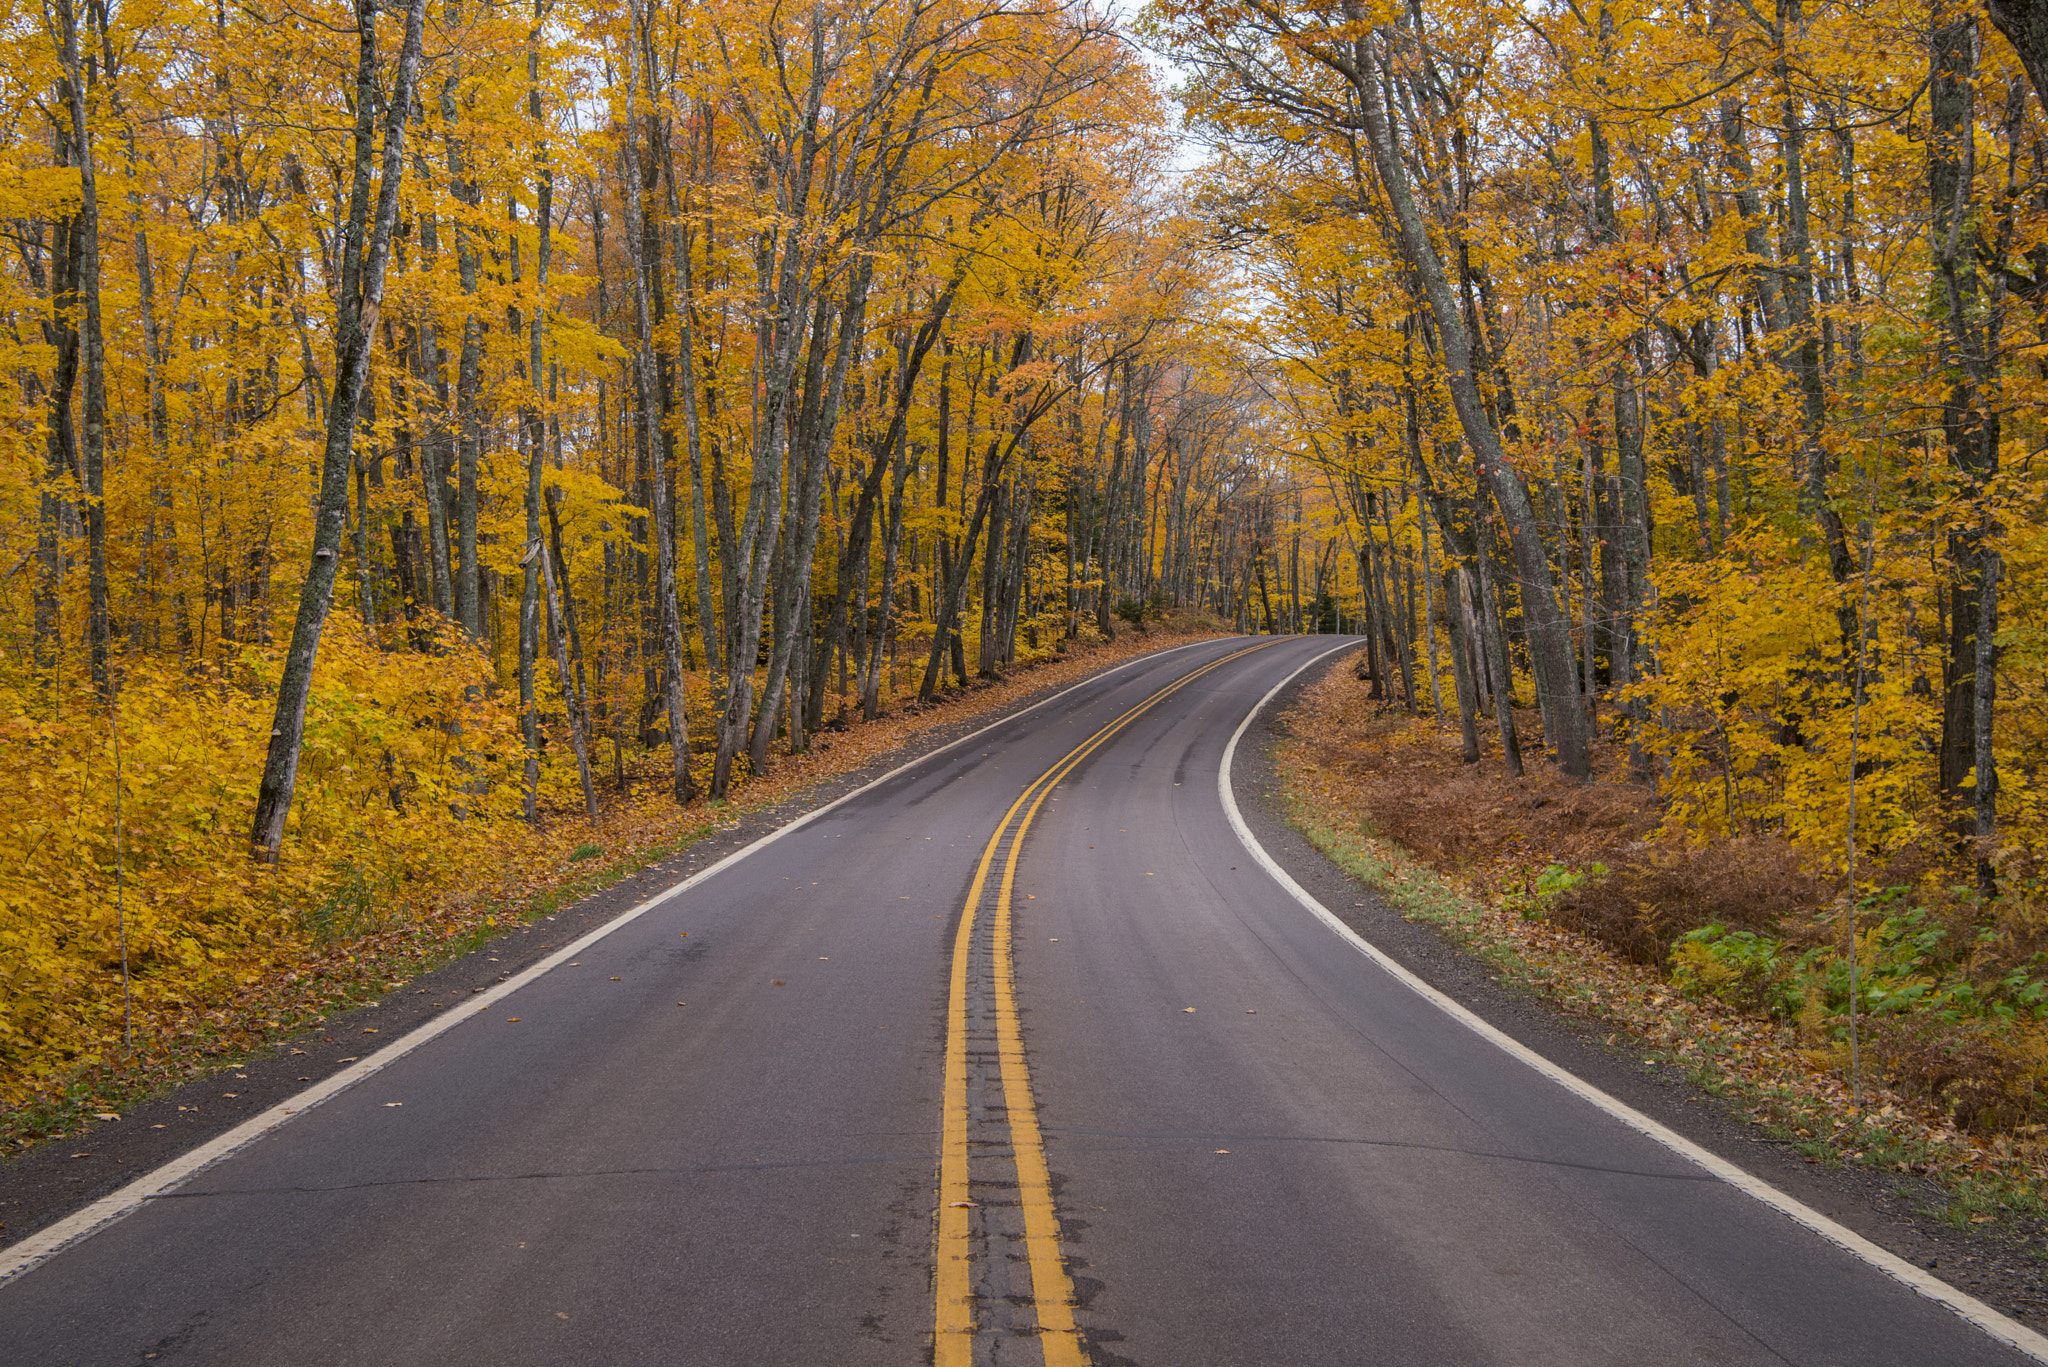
(934, 644), (1271, 1367)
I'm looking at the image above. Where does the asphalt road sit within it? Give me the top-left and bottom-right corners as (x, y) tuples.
(0, 636), (2037, 1365)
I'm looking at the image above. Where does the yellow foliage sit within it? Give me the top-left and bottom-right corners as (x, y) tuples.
(0, 632), (537, 1105)
(1634, 526), (1937, 866)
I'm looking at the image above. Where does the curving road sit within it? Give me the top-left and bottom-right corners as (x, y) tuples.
(0, 636), (2038, 1365)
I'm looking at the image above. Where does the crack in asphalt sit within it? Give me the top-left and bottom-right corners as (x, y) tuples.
(1043, 1125), (1719, 1182)
(153, 1150), (945, 1199)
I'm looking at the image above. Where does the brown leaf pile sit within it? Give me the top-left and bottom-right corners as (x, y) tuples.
(1298, 686), (1659, 877)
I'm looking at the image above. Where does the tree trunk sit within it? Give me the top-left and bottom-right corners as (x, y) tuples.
(1416, 499), (1445, 719)
(545, 490), (593, 738)
(618, 0), (694, 803)
(1475, 501), (1524, 777)
(1774, 0), (1855, 589)
(541, 536), (598, 821)
(250, 0), (429, 861)
(1255, 550), (1276, 634)
(1988, 0), (2048, 113)
(1974, 552), (2003, 895)
(1444, 566), (1483, 763)
(807, 267), (969, 728)
(1376, 495), (1417, 711)
(1337, 17), (1588, 776)
(517, 7), (555, 821)
(754, 297), (858, 769)
(440, 66), (486, 642)
(53, 0), (110, 695)
(862, 434), (913, 719)
(1930, 9), (2002, 841)
(670, 98), (721, 681)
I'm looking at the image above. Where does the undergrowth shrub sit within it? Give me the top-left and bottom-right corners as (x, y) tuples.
(1547, 837), (1832, 964)
(0, 632), (548, 1105)
(1670, 927), (1803, 1015)
(1665, 886), (2048, 1135)
(1864, 1016), (2048, 1136)
(302, 859), (402, 944)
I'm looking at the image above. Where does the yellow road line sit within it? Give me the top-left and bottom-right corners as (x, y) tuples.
(993, 779), (1086, 1366)
(935, 643), (1270, 1366)
(935, 882), (980, 1353)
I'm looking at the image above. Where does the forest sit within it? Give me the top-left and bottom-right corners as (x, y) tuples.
(8, 0), (2048, 1135)
(1153, 0), (2048, 1142)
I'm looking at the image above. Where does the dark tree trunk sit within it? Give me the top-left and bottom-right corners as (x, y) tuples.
(1475, 501), (1524, 777)
(1989, 0), (2048, 112)
(250, 0), (429, 861)
(1929, 10), (2004, 867)
(54, 0), (111, 695)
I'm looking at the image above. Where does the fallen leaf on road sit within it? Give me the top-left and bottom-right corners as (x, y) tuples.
(507, 1017), (522, 1022)
(93, 1112), (118, 1121)
(336, 1056), (358, 1063)
(772, 980), (785, 986)
(362, 1027), (378, 1034)
(70, 1153), (91, 1159)
(1246, 1010), (1256, 1014)
(679, 933), (689, 938)
(1182, 1008), (1196, 1014)
(610, 976), (622, 981)
(222, 1092), (238, 1098)
(1215, 1150), (1230, 1155)
(557, 1313), (569, 1320)
(947, 1201), (979, 1208)
(385, 1102), (403, 1107)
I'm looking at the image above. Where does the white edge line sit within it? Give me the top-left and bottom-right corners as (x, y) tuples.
(1218, 640), (2048, 1366)
(0, 635), (1231, 1288)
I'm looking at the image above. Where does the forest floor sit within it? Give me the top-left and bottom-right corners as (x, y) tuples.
(0, 617), (1226, 1161)
(1269, 661), (2048, 1313)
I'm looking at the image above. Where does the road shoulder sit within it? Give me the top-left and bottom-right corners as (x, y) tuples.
(1232, 649), (2048, 1330)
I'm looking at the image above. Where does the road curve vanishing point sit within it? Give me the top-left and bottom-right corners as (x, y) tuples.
(0, 635), (2041, 1367)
